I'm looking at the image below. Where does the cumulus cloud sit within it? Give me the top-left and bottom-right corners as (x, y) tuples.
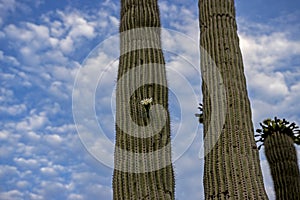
(14, 157), (39, 169)
(40, 167), (57, 176)
(238, 17), (300, 200)
(5, 23), (50, 48)
(16, 111), (48, 131)
(239, 20), (300, 125)
(0, 87), (14, 102)
(57, 10), (96, 39)
(240, 31), (300, 71)
(0, 165), (20, 179)
(159, 1), (199, 40)
(26, 131), (41, 141)
(0, 103), (27, 116)
(1, 4), (119, 103)
(4, 22), (68, 67)
(0, 190), (24, 200)
(1, 47), (114, 197)
(44, 134), (63, 146)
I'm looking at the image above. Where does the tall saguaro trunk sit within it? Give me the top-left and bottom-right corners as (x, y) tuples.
(113, 0), (175, 199)
(198, 0), (268, 199)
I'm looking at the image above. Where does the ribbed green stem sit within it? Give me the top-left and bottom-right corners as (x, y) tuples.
(113, 0), (175, 199)
(264, 132), (300, 200)
(199, 0), (268, 199)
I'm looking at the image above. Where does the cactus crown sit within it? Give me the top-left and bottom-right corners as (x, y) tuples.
(255, 117), (300, 150)
(195, 103), (204, 124)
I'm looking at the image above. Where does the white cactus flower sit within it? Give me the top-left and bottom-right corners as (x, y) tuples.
(140, 97), (153, 105)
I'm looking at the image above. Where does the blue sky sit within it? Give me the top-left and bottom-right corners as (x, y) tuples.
(0, 0), (299, 199)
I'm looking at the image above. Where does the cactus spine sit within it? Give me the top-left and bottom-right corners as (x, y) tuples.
(113, 0), (175, 199)
(198, 0), (268, 199)
(256, 118), (300, 200)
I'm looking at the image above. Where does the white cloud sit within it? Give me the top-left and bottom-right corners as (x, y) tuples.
(0, 87), (14, 102)
(159, 2), (198, 40)
(0, 130), (10, 140)
(45, 19), (64, 38)
(45, 124), (75, 134)
(0, 190), (23, 200)
(72, 172), (101, 184)
(48, 81), (69, 99)
(26, 23), (50, 39)
(16, 111), (48, 131)
(238, 19), (300, 119)
(0, 128), (21, 144)
(0, 143), (14, 158)
(1, 6), (118, 104)
(248, 71), (289, 100)
(45, 9), (99, 54)
(0, 165), (20, 178)
(67, 193), (84, 200)
(0, 103), (27, 116)
(28, 192), (43, 200)
(40, 167), (57, 176)
(26, 131), (41, 141)
(240, 31), (300, 71)
(16, 180), (30, 189)
(69, 19), (95, 39)
(109, 16), (119, 27)
(44, 134), (63, 146)
(5, 23), (50, 49)
(14, 157), (39, 169)
(60, 36), (74, 54)
(39, 181), (68, 199)
(17, 144), (37, 158)
(3, 9), (95, 60)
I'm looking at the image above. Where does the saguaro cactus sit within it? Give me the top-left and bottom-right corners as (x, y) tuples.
(198, 0), (268, 199)
(256, 117), (300, 200)
(113, 0), (175, 199)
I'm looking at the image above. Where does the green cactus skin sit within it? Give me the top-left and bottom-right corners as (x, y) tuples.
(265, 133), (300, 200)
(113, 0), (175, 199)
(198, 0), (268, 199)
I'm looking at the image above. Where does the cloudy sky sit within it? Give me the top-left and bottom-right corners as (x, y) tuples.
(0, 0), (299, 199)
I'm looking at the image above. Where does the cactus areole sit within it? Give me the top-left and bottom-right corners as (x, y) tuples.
(113, 0), (175, 199)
